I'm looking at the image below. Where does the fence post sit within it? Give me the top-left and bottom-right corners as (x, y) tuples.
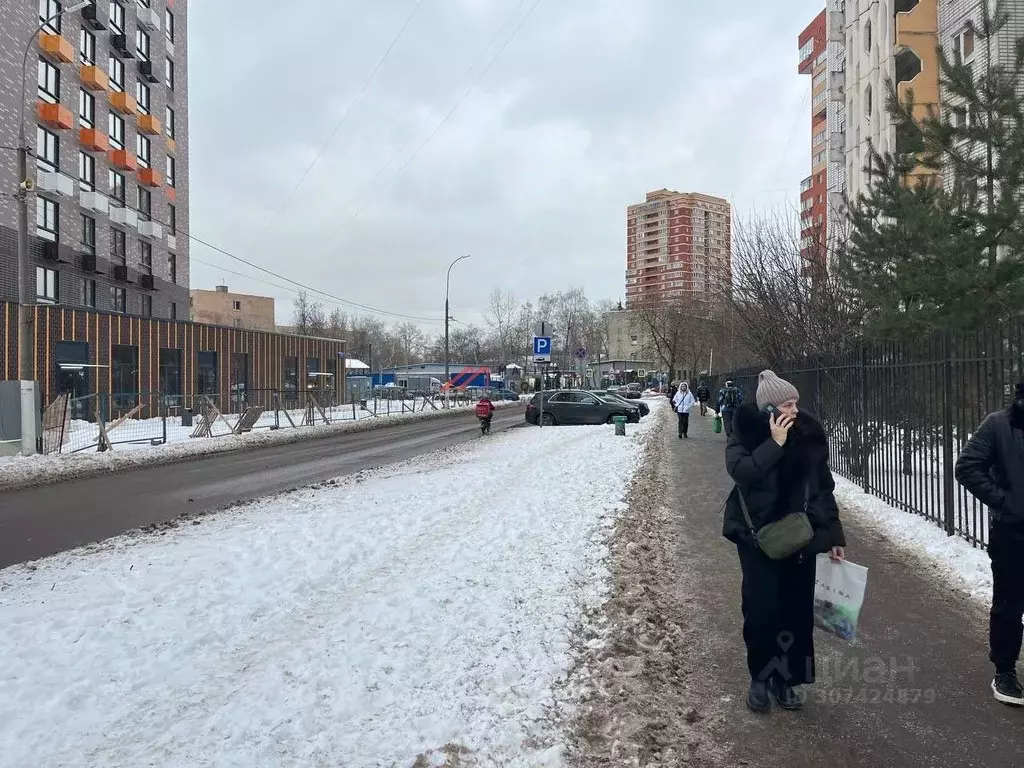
(859, 344), (870, 493)
(162, 412), (167, 445)
(274, 392), (280, 430)
(941, 331), (956, 537)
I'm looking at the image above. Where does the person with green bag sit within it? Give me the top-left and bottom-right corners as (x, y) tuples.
(721, 370), (847, 714)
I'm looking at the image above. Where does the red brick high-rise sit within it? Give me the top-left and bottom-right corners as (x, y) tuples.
(624, 189), (731, 308)
(798, 10), (828, 261)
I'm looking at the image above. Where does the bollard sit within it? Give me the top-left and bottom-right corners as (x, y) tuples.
(613, 415), (627, 436)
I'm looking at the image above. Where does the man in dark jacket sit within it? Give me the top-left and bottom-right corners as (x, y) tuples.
(954, 380), (1024, 706)
(717, 380), (743, 437)
(722, 370), (846, 713)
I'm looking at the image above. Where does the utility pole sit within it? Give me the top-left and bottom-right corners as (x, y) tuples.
(444, 254), (470, 399)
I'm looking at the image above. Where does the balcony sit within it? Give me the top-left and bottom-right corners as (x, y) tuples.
(167, 187), (176, 202)
(139, 220), (163, 239)
(829, 70), (845, 101)
(110, 206), (138, 228)
(109, 148), (137, 171)
(137, 6), (161, 31)
(80, 190), (109, 214)
(166, 137), (176, 153)
(109, 91), (137, 115)
(829, 11), (844, 43)
(39, 34), (74, 63)
(830, 131), (845, 152)
(138, 167), (162, 187)
(37, 102), (73, 130)
(138, 114), (162, 135)
(36, 171), (76, 197)
(80, 65), (109, 91)
(79, 127), (108, 152)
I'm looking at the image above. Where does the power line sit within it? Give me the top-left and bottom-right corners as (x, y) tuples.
(346, 0), (544, 222)
(248, 0), (426, 246)
(770, 82), (812, 192)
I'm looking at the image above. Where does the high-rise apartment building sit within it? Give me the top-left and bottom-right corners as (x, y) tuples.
(798, 11), (829, 259)
(0, 0), (189, 320)
(624, 189), (731, 308)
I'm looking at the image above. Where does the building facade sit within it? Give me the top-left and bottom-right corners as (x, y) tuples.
(624, 189), (731, 308)
(190, 284), (275, 331)
(799, 11), (830, 260)
(0, 0), (189, 320)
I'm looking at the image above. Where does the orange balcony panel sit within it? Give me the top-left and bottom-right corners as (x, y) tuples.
(109, 149), (137, 171)
(109, 91), (137, 115)
(80, 65), (109, 91)
(138, 167), (162, 187)
(79, 127), (109, 152)
(138, 114), (162, 135)
(37, 101), (73, 130)
(167, 187), (176, 202)
(166, 137), (176, 153)
(39, 34), (74, 64)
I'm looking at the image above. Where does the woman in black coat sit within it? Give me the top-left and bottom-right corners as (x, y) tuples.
(722, 370), (846, 714)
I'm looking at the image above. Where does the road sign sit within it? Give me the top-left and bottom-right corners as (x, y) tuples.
(638, 369), (647, 377)
(575, 347), (587, 359)
(533, 336), (552, 362)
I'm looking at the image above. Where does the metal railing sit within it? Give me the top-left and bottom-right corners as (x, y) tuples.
(725, 321), (1024, 550)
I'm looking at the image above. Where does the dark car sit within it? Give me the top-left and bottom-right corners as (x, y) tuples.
(589, 390), (649, 419)
(608, 386), (642, 400)
(525, 390), (639, 426)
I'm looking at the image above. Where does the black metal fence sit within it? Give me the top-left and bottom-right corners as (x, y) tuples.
(725, 321), (1024, 550)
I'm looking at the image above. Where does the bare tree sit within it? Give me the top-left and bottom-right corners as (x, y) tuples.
(484, 288), (519, 367)
(326, 308), (348, 341)
(291, 291), (326, 336)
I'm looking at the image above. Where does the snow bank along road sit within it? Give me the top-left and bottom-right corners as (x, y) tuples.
(0, 406), (524, 568)
(0, 409), (658, 767)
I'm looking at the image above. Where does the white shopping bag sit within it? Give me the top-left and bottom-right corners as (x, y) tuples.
(813, 555), (869, 644)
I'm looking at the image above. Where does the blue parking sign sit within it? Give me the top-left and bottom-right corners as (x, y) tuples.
(533, 336), (551, 361)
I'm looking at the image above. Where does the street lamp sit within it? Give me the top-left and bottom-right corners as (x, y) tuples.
(14, 2), (88, 455)
(443, 254), (470, 389)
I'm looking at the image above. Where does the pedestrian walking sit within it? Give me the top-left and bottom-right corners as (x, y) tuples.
(954, 380), (1024, 707)
(672, 381), (696, 438)
(722, 370), (847, 714)
(696, 382), (711, 416)
(716, 379), (743, 437)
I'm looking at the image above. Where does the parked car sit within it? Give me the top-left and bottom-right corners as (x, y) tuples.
(488, 388), (521, 402)
(590, 390), (649, 419)
(525, 390), (640, 426)
(608, 386), (642, 400)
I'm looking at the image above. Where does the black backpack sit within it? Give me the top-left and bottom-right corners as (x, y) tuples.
(723, 387), (739, 408)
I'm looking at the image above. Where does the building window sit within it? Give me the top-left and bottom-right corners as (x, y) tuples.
(166, 155), (175, 187)
(81, 214), (96, 255)
(165, 105), (175, 138)
(137, 186), (151, 220)
(108, 55), (124, 91)
(78, 150), (95, 189)
(136, 81), (150, 114)
(170, 301), (177, 320)
(136, 134), (151, 168)
(864, 19), (872, 53)
(111, 344), (138, 406)
(165, 57), (174, 89)
(109, 170), (125, 205)
(81, 278), (97, 308)
(168, 204), (176, 234)
(232, 301), (241, 311)
(38, 58), (60, 103)
(36, 197), (58, 241)
(80, 28), (96, 64)
(36, 127), (59, 171)
(36, 266), (59, 304)
(159, 348), (182, 398)
(108, 113), (125, 149)
(109, 0), (124, 34)
(111, 286), (127, 313)
(39, 0), (62, 33)
(141, 294), (152, 317)
(111, 227), (126, 265)
(135, 28), (150, 61)
(139, 240), (152, 273)
(865, 84), (873, 118)
(168, 253), (177, 284)
(197, 351), (218, 395)
(165, 8), (174, 42)
(957, 25), (976, 61)
(78, 88), (95, 127)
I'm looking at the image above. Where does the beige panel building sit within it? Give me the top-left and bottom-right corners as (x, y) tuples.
(190, 284), (275, 331)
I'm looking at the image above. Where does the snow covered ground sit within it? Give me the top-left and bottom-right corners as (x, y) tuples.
(834, 477), (993, 604)
(0, 404), (661, 767)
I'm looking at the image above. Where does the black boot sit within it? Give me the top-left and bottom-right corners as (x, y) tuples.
(747, 680), (770, 714)
(769, 679), (804, 711)
(993, 671), (1024, 706)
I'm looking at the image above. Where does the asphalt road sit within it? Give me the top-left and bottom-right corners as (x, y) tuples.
(0, 406), (525, 568)
(668, 412), (1024, 768)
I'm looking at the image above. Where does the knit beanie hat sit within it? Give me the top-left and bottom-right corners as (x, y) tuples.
(756, 370), (800, 410)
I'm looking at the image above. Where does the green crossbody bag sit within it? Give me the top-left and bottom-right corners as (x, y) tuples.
(736, 485), (814, 560)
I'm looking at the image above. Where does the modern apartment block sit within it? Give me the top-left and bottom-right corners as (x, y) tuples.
(190, 284), (276, 332)
(839, 0), (939, 202)
(624, 189), (731, 308)
(0, 0), (189, 320)
(798, 10), (829, 259)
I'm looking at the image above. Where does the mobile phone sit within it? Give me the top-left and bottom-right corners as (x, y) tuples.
(764, 405), (778, 417)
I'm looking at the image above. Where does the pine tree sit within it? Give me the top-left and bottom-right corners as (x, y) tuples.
(841, 0), (1024, 337)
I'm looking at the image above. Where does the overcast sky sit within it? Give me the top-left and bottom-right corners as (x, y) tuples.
(188, 0), (823, 332)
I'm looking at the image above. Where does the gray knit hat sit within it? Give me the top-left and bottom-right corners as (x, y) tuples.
(756, 370), (800, 410)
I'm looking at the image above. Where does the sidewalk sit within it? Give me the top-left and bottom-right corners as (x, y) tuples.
(668, 412), (1024, 767)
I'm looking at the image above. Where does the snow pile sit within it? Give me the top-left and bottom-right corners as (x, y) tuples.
(0, 413), (657, 767)
(0, 400), (517, 493)
(834, 477), (993, 604)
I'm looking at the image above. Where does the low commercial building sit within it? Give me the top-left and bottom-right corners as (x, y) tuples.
(190, 284), (275, 331)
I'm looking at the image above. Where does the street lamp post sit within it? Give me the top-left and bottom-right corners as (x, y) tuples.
(443, 254), (470, 394)
(14, 2), (89, 456)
